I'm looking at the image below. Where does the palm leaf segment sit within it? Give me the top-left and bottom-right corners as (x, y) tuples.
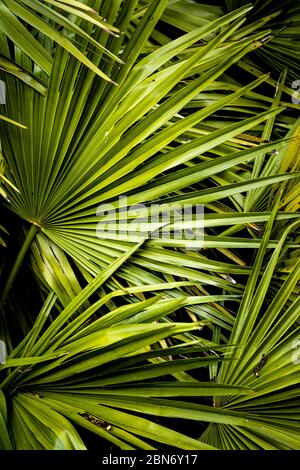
(0, 0), (299, 450)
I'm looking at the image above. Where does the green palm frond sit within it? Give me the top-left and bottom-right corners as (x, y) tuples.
(0, 0), (122, 86)
(0, 247), (247, 450)
(0, 0), (299, 451)
(1, 3), (297, 295)
(199, 202), (300, 449)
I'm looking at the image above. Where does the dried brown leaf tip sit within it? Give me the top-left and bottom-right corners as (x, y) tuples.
(254, 353), (267, 378)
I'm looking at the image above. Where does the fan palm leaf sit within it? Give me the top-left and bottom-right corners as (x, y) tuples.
(0, 0), (299, 451)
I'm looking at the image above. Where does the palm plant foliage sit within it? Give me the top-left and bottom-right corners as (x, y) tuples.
(0, 0), (299, 450)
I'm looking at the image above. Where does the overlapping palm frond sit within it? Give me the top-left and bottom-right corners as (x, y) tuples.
(200, 202), (300, 449)
(1, 2), (297, 296)
(224, 0), (300, 83)
(0, 0), (122, 85)
(0, 0), (299, 451)
(0, 243), (250, 450)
